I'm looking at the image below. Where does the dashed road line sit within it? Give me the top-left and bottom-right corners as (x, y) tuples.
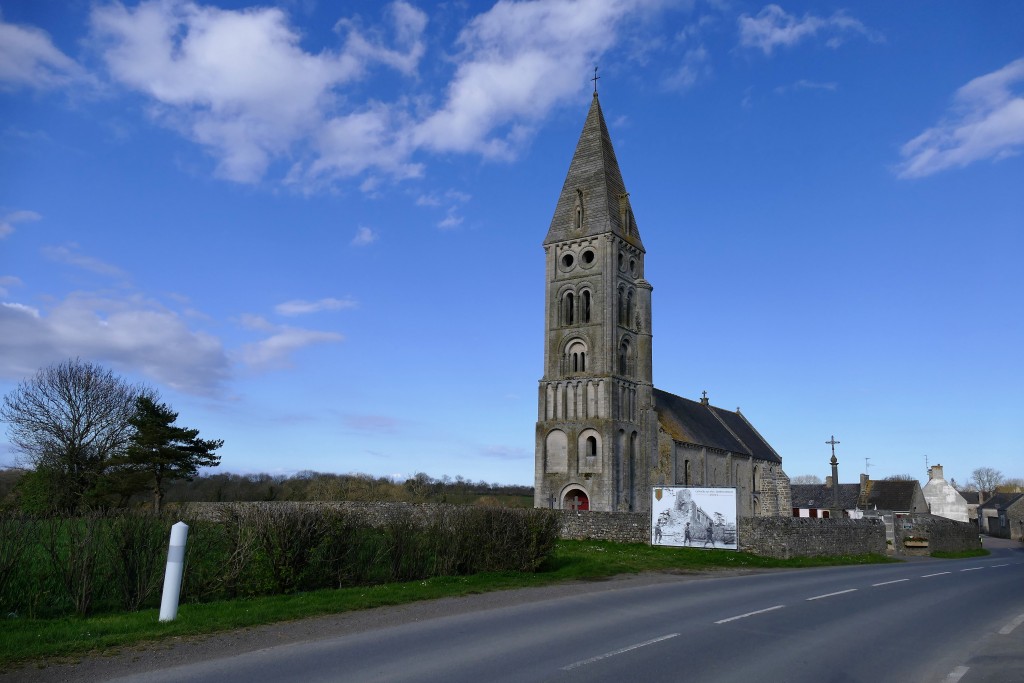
(921, 571), (951, 578)
(992, 563), (1009, 568)
(561, 633), (679, 670)
(959, 567), (983, 572)
(806, 589), (857, 601)
(998, 613), (1024, 635)
(945, 665), (969, 682)
(872, 578), (910, 587)
(715, 605), (784, 624)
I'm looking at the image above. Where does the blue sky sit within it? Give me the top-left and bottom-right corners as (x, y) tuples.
(1, 1), (1022, 488)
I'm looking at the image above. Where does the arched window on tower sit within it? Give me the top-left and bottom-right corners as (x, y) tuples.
(617, 286), (625, 325)
(586, 436), (597, 457)
(566, 340), (587, 376)
(626, 290), (634, 327)
(564, 292), (575, 325)
(618, 339), (631, 375)
(581, 290), (591, 323)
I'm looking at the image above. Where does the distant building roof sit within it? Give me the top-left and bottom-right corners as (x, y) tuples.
(791, 483), (860, 510)
(866, 480), (922, 512)
(977, 492), (1024, 512)
(960, 491), (981, 505)
(653, 389), (782, 464)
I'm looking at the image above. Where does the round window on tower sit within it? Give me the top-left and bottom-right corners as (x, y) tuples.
(560, 253), (575, 271)
(581, 249), (596, 268)
(629, 258), (637, 276)
(618, 252), (626, 272)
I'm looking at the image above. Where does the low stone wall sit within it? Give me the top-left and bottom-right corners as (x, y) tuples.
(558, 510), (649, 543)
(737, 517), (887, 559)
(892, 513), (981, 556)
(178, 503), (900, 558)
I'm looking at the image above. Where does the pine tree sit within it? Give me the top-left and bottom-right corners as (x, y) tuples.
(123, 397), (223, 513)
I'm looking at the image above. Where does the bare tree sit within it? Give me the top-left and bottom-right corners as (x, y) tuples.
(0, 359), (145, 511)
(970, 467), (1004, 495)
(790, 474), (823, 485)
(884, 474), (918, 481)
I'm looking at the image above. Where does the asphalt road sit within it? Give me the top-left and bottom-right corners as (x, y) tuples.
(9, 540), (1024, 683)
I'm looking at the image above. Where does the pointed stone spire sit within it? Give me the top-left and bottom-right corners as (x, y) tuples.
(544, 93), (644, 250)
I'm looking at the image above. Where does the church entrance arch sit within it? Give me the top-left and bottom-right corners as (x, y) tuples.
(563, 488), (589, 512)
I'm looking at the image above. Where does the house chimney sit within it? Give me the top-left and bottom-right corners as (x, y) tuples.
(929, 464), (944, 481)
(825, 476), (833, 488)
(860, 473), (869, 487)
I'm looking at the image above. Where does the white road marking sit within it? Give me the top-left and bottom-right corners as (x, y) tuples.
(715, 605), (785, 624)
(992, 563), (1009, 568)
(998, 612), (1024, 635)
(561, 633), (680, 670)
(872, 579), (910, 587)
(945, 665), (969, 682)
(959, 567), (983, 572)
(806, 589), (857, 601)
(921, 572), (951, 578)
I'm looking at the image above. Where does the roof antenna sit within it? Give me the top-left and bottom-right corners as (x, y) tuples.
(592, 66), (600, 95)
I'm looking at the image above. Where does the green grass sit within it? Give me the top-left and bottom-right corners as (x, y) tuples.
(930, 549), (990, 559)
(0, 540), (892, 668)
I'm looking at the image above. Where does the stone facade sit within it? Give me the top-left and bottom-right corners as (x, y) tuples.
(978, 493), (1024, 540)
(922, 465), (969, 523)
(534, 93), (788, 515)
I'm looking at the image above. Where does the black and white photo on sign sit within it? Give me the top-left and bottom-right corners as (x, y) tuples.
(651, 487), (737, 550)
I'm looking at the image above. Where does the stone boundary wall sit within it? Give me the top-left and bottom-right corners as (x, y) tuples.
(558, 510), (650, 543)
(737, 517), (887, 559)
(892, 513), (981, 556)
(178, 503), (899, 558)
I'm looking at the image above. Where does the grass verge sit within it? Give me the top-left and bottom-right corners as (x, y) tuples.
(0, 540), (892, 668)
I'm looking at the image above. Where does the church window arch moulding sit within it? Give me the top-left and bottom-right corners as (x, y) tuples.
(563, 291), (575, 325)
(564, 338), (588, 375)
(578, 429), (602, 460)
(545, 430), (568, 473)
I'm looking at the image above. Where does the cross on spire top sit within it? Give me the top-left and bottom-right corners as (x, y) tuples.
(826, 435), (840, 460)
(592, 66), (600, 95)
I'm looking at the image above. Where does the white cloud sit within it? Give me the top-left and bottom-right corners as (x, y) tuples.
(351, 226), (378, 246)
(413, 0), (654, 158)
(42, 243), (127, 278)
(0, 275), (23, 297)
(0, 292), (230, 396)
(0, 16), (86, 90)
(480, 445), (529, 461)
(91, 0), (427, 183)
(437, 207), (463, 230)
(737, 5), (875, 56)
(82, 1), (666, 189)
(240, 326), (344, 369)
(274, 297), (358, 316)
(664, 45), (710, 91)
(340, 414), (403, 434)
(0, 209), (41, 238)
(897, 57), (1024, 179)
(774, 79), (837, 94)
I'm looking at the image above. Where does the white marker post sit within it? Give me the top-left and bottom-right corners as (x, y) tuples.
(159, 521), (189, 622)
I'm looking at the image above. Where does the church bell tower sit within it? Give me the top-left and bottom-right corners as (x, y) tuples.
(534, 92), (656, 512)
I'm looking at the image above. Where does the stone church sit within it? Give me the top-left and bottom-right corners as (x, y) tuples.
(534, 92), (791, 517)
